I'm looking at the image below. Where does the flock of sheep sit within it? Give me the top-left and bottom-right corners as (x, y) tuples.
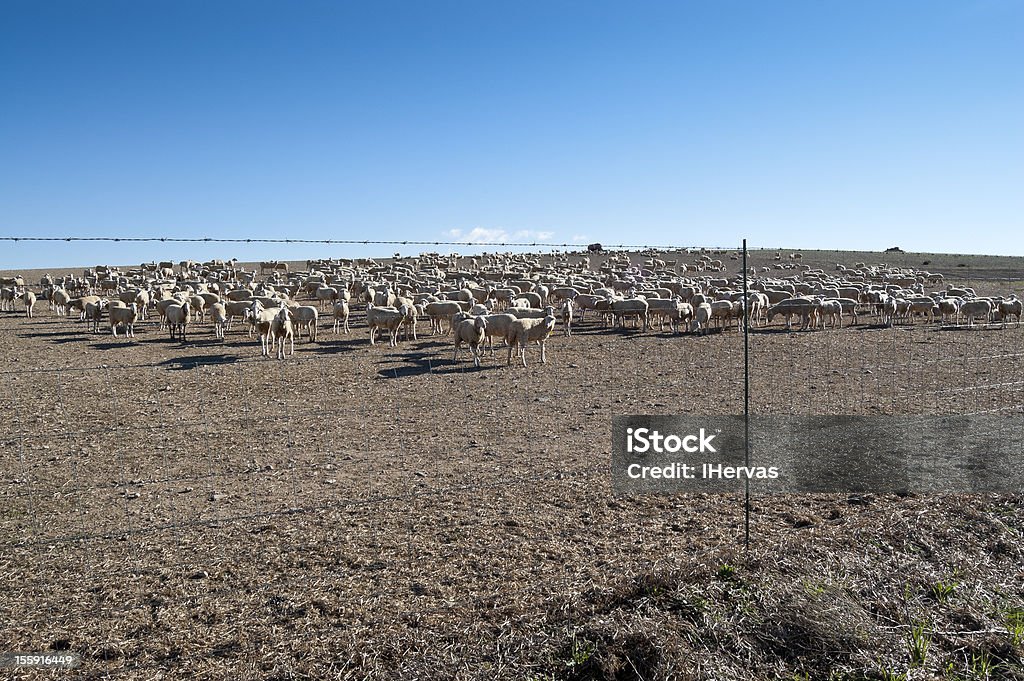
(0, 249), (1021, 368)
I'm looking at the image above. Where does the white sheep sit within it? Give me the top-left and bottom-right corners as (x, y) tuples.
(831, 297), (859, 326)
(905, 297), (935, 324)
(881, 296), (897, 326)
(84, 299), (105, 333)
(647, 297), (686, 333)
(50, 287), (71, 316)
(399, 304), (418, 341)
(21, 290), (37, 318)
(165, 301), (192, 341)
(244, 300), (283, 338)
(937, 297), (960, 325)
(691, 302), (712, 334)
(480, 313), (518, 354)
(69, 295), (102, 322)
(188, 294), (207, 323)
(505, 314), (557, 367)
(271, 307), (294, 359)
(315, 286), (340, 309)
(766, 299), (817, 331)
(744, 291), (770, 327)
(210, 302), (228, 339)
(960, 299), (992, 328)
(505, 305), (557, 320)
(134, 289), (151, 320)
(548, 287), (581, 304)
(453, 315), (488, 367)
(424, 300), (462, 334)
(573, 294), (606, 321)
(226, 288), (254, 302)
(819, 299), (843, 329)
(893, 298), (911, 325)
(372, 287), (397, 308)
(366, 304), (408, 346)
(611, 298), (649, 330)
(287, 304), (319, 342)
(224, 299), (255, 330)
(488, 287), (518, 310)
(998, 297), (1022, 328)
(156, 295), (188, 330)
(709, 300), (734, 330)
(109, 303), (139, 338)
(250, 309), (276, 356)
(331, 300), (350, 334)
(560, 298), (574, 337)
(0, 287), (16, 312)
(513, 291), (543, 308)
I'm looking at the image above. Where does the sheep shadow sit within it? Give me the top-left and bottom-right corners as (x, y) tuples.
(148, 335), (225, 347)
(90, 341), (138, 350)
(566, 323), (614, 336)
(748, 327), (806, 335)
(850, 323), (897, 331)
(157, 354), (240, 370)
(303, 337), (365, 355)
(591, 325), (652, 337)
(376, 360), (501, 378)
(410, 338), (449, 349)
(49, 335), (96, 344)
(179, 337), (230, 348)
(375, 349), (505, 378)
(16, 330), (84, 339)
(215, 339), (257, 349)
(936, 325), (1005, 333)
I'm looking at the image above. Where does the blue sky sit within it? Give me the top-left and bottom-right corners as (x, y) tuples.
(1, 0), (1022, 268)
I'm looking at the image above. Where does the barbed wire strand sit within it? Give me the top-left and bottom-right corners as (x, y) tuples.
(0, 235), (738, 250)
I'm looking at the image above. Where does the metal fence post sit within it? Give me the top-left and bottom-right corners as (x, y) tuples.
(743, 239), (750, 549)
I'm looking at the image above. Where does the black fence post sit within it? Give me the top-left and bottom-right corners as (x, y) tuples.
(743, 239), (750, 549)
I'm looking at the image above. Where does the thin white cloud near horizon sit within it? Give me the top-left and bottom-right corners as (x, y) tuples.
(446, 227), (555, 244)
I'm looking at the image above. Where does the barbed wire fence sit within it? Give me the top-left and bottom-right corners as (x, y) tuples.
(2, 240), (1023, 675)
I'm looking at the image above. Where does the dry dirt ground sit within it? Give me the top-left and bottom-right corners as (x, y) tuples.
(2, 250), (1023, 680)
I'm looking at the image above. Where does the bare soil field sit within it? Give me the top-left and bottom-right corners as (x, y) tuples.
(2, 249), (1023, 680)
